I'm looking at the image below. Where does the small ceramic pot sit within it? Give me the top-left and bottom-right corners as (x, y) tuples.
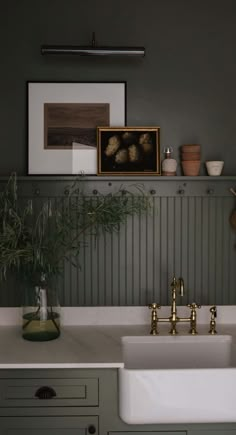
(182, 152), (201, 161)
(205, 161), (224, 176)
(182, 160), (201, 176)
(181, 144), (201, 153)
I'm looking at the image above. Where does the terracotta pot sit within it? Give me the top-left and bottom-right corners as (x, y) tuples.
(181, 144), (201, 153)
(182, 152), (201, 161)
(182, 160), (201, 176)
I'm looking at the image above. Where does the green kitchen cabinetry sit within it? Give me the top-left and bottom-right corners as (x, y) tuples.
(0, 416), (98, 434)
(189, 431), (236, 435)
(109, 432), (186, 435)
(0, 376), (98, 407)
(0, 368), (236, 435)
(0, 369), (99, 434)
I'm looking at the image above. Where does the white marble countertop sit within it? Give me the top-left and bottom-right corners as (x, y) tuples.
(0, 306), (236, 369)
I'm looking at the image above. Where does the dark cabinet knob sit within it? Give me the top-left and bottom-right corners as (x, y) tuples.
(88, 425), (96, 434)
(35, 386), (56, 400)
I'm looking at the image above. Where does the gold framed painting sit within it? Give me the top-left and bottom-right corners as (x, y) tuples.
(97, 127), (161, 175)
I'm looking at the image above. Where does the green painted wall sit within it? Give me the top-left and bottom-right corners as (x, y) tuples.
(1, 0), (236, 175)
(1, 1), (236, 307)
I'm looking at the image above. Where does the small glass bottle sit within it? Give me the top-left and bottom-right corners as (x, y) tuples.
(162, 146), (177, 176)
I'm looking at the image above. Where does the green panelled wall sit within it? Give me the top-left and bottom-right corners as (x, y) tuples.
(0, 176), (235, 307)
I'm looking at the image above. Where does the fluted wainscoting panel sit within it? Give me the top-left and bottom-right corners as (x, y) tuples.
(62, 195), (235, 306)
(0, 177), (236, 306)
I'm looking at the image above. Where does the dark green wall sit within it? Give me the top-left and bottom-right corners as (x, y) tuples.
(1, 0), (236, 175)
(0, 177), (235, 307)
(1, 1), (236, 307)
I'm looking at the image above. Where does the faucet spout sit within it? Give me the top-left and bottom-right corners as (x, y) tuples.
(170, 276), (184, 322)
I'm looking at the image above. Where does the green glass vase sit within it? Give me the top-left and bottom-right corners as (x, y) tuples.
(22, 281), (60, 342)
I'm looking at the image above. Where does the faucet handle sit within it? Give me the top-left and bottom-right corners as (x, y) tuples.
(148, 303), (161, 310)
(148, 303), (161, 335)
(187, 302), (201, 310)
(187, 303), (201, 335)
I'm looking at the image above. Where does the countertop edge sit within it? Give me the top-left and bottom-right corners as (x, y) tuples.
(0, 362), (124, 369)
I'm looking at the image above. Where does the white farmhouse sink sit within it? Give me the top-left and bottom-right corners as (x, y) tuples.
(122, 335), (232, 369)
(119, 335), (236, 424)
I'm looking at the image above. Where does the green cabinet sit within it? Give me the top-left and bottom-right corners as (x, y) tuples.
(109, 432), (186, 435)
(0, 377), (98, 407)
(0, 370), (99, 434)
(189, 431), (236, 435)
(0, 368), (236, 435)
(0, 416), (98, 435)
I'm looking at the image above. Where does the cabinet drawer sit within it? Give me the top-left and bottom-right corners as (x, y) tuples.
(109, 432), (186, 435)
(190, 431), (236, 435)
(0, 415), (98, 434)
(0, 378), (98, 407)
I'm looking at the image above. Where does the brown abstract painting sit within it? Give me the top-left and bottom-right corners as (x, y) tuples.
(44, 103), (110, 149)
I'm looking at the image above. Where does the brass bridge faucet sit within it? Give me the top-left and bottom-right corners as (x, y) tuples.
(149, 276), (201, 335)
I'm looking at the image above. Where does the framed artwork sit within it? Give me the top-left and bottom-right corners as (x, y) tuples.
(97, 127), (161, 175)
(28, 82), (126, 175)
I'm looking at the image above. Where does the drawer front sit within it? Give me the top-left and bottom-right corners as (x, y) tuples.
(190, 431), (236, 435)
(0, 378), (98, 407)
(109, 432), (186, 435)
(0, 415), (98, 434)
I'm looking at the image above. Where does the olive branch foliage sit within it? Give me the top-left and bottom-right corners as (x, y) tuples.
(0, 174), (150, 285)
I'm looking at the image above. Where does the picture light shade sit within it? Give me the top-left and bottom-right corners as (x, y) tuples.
(41, 45), (145, 57)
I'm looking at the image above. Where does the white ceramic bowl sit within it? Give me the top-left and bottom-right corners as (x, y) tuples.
(205, 161), (224, 176)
